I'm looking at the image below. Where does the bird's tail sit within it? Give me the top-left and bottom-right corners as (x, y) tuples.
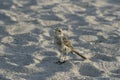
(72, 50), (87, 59)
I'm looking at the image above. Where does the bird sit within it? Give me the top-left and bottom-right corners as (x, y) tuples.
(54, 28), (87, 64)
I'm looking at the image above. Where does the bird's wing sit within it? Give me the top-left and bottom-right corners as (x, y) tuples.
(63, 37), (73, 49)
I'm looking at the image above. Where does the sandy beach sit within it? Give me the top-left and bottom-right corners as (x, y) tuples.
(0, 0), (120, 80)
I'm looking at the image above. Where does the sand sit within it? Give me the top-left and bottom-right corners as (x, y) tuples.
(0, 0), (120, 80)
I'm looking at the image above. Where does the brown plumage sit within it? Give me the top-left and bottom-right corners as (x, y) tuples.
(62, 36), (87, 59)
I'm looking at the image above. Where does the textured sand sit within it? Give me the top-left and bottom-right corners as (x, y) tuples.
(0, 0), (120, 80)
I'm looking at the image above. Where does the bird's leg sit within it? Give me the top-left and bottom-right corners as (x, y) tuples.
(56, 52), (67, 64)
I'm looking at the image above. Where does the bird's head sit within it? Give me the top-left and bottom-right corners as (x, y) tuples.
(55, 28), (63, 37)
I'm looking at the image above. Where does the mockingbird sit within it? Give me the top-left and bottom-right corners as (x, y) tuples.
(54, 28), (87, 64)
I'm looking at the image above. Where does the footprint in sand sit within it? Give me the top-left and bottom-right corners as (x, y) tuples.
(110, 69), (120, 78)
(79, 63), (103, 77)
(91, 54), (117, 62)
(111, 69), (120, 74)
(0, 55), (33, 73)
(0, 0), (13, 10)
(0, 26), (9, 38)
(41, 14), (63, 21)
(0, 75), (10, 80)
(0, 12), (16, 25)
(107, 0), (120, 5)
(6, 54), (34, 66)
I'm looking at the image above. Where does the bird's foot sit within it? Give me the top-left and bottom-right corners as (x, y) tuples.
(56, 60), (66, 65)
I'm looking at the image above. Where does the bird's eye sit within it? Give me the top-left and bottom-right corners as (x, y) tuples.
(58, 30), (61, 32)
